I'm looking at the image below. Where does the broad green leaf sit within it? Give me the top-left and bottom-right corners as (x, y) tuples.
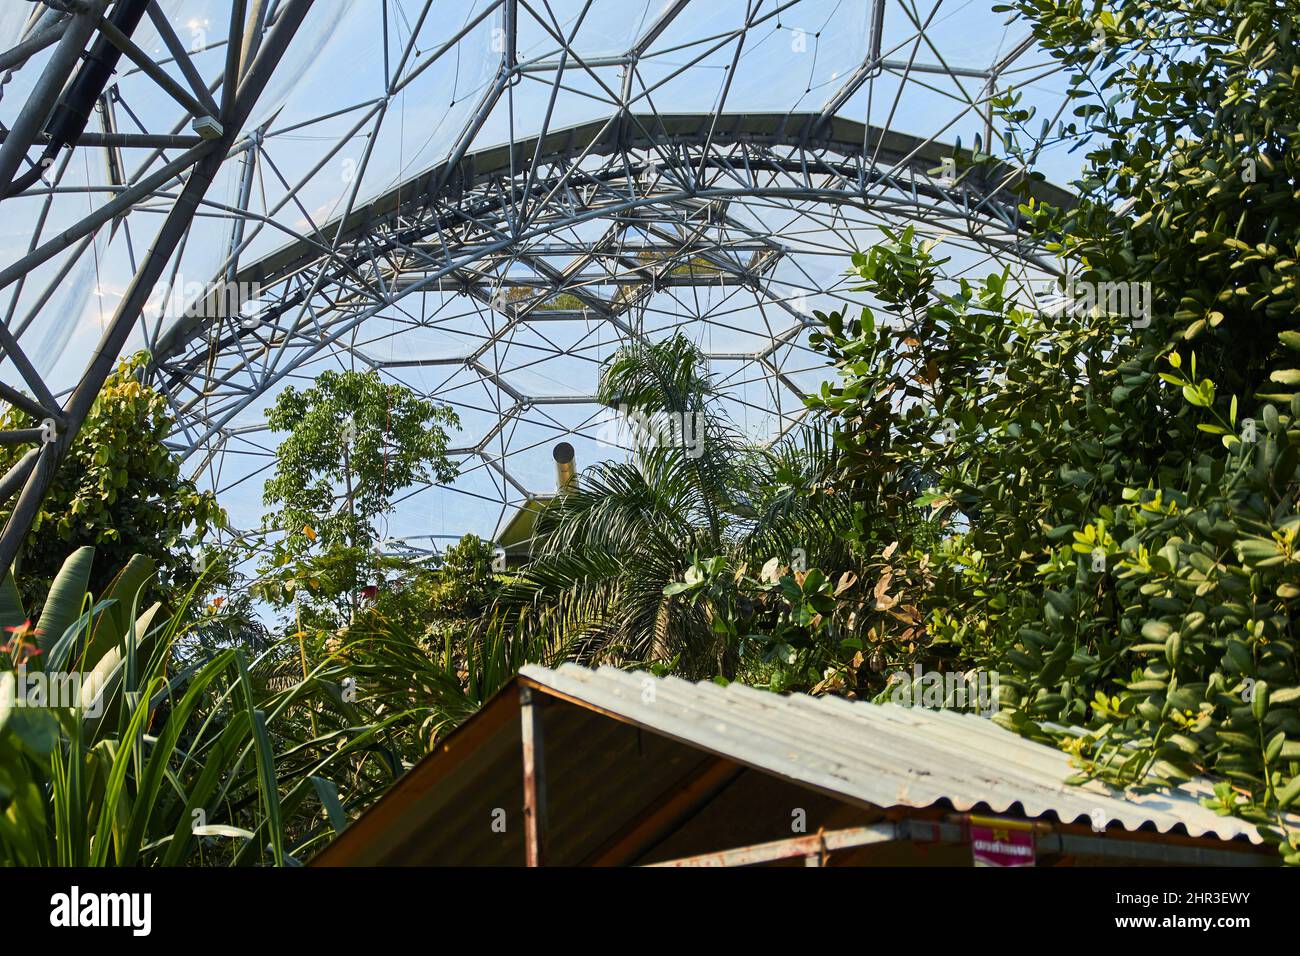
(34, 546), (94, 655)
(0, 573), (24, 632)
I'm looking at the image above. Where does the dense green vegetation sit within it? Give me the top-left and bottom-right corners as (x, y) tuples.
(0, 353), (224, 613)
(2, 0), (1298, 864)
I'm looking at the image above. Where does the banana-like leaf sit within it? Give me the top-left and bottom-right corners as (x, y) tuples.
(1, 644), (60, 757)
(0, 572), (25, 631)
(5, 701), (59, 756)
(79, 602), (163, 732)
(46, 598), (115, 674)
(0, 735), (47, 865)
(35, 545), (95, 654)
(0, 671), (14, 737)
(84, 554), (155, 666)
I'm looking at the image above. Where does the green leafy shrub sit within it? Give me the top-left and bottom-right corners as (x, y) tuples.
(0, 352), (223, 612)
(789, 0), (1300, 864)
(806, 222), (1300, 859)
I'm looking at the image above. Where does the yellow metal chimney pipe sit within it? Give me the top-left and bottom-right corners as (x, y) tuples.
(553, 441), (577, 494)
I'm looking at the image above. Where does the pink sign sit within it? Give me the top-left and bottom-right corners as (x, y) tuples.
(970, 823), (1036, 867)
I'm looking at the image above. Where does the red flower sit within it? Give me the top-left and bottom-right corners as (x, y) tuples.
(2, 619), (44, 665)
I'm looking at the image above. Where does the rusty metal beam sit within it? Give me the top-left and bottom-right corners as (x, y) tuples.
(647, 824), (897, 867)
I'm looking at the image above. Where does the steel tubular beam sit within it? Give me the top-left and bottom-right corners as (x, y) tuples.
(0, 130), (206, 149)
(0, 0), (104, 197)
(0, 11), (71, 74)
(0, 0), (317, 576)
(0, 429), (46, 446)
(0, 321), (59, 411)
(144, 0), (222, 117)
(0, 141), (214, 295)
(0, 380), (60, 423)
(0, 0), (1074, 540)
(0, 449), (39, 506)
(95, 15), (219, 124)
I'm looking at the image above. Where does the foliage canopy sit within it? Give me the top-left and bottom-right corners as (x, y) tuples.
(0, 352), (222, 611)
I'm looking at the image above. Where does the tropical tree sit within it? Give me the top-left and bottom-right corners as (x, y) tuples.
(419, 533), (503, 644)
(256, 369), (459, 626)
(498, 333), (851, 681)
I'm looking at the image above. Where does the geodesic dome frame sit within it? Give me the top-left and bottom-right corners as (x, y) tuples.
(0, 0), (1075, 567)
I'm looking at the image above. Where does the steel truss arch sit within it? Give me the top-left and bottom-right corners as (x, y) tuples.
(0, 0), (1081, 562)
(150, 111), (1070, 541)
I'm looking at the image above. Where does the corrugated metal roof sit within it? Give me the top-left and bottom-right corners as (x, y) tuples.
(520, 663), (1276, 845)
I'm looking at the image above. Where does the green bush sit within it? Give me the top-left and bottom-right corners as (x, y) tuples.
(788, 0), (1300, 865)
(807, 217), (1299, 852)
(0, 352), (223, 613)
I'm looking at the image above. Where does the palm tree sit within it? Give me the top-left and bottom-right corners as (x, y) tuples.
(494, 333), (851, 678)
